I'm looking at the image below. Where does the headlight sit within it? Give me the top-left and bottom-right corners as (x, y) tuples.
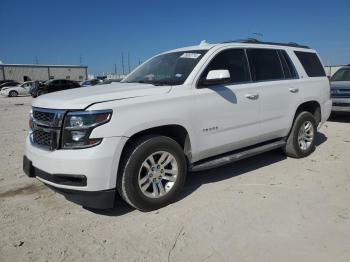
(29, 109), (33, 130)
(62, 110), (112, 149)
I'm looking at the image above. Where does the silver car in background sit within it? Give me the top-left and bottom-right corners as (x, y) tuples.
(331, 66), (350, 112)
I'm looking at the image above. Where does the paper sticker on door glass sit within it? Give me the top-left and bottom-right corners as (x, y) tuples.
(180, 53), (201, 59)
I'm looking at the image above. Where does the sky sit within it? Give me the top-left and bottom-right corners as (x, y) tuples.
(1, 0), (349, 74)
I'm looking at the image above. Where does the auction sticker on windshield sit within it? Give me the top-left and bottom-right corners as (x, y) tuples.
(180, 53), (202, 59)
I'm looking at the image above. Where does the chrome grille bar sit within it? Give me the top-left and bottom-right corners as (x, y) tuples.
(30, 107), (66, 150)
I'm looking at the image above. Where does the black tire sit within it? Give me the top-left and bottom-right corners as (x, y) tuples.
(283, 111), (317, 158)
(117, 135), (187, 211)
(9, 90), (18, 97)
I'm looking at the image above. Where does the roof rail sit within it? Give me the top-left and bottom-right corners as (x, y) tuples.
(221, 38), (310, 49)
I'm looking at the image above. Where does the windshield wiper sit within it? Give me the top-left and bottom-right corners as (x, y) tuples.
(124, 80), (155, 85)
(153, 80), (178, 86)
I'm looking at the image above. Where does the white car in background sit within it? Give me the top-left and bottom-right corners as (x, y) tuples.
(1, 81), (34, 97)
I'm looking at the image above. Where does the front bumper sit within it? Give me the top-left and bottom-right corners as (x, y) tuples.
(24, 135), (128, 208)
(23, 155), (116, 208)
(1, 90), (9, 96)
(331, 98), (350, 112)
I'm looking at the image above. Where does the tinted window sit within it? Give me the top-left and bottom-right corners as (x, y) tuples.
(294, 51), (325, 77)
(331, 68), (350, 81)
(201, 49), (250, 84)
(278, 50), (298, 79)
(247, 49), (284, 81)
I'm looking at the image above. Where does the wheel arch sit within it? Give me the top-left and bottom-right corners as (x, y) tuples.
(294, 100), (321, 125)
(120, 124), (192, 164)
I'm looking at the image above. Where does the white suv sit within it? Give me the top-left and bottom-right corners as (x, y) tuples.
(23, 40), (332, 211)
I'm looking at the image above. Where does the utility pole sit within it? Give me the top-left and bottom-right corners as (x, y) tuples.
(114, 63), (117, 76)
(35, 56), (39, 64)
(79, 55), (83, 65)
(138, 60), (141, 65)
(127, 52), (130, 73)
(121, 53), (125, 75)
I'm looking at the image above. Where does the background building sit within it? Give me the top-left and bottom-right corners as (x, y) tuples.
(0, 64), (88, 82)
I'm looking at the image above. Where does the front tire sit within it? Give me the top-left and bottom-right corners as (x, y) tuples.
(117, 135), (187, 211)
(284, 111), (317, 158)
(9, 91), (18, 97)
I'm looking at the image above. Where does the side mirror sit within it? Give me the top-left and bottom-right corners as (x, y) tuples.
(199, 70), (231, 86)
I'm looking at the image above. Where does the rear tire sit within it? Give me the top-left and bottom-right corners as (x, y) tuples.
(283, 111), (317, 158)
(9, 91), (18, 97)
(117, 135), (187, 211)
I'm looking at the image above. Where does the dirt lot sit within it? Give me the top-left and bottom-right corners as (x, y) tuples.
(0, 96), (349, 262)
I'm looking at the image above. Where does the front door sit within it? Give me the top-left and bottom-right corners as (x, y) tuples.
(192, 48), (262, 161)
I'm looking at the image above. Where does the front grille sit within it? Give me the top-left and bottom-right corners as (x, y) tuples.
(331, 94), (350, 98)
(33, 111), (55, 122)
(333, 103), (350, 107)
(331, 89), (350, 98)
(31, 107), (66, 150)
(33, 130), (53, 147)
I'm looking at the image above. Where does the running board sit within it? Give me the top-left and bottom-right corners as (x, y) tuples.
(190, 140), (286, 172)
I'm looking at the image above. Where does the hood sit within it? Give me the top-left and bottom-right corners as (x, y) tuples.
(32, 82), (172, 109)
(330, 81), (350, 90)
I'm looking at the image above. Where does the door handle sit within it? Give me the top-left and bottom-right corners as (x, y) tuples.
(245, 93), (259, 100)
(289, 87), (299, 93)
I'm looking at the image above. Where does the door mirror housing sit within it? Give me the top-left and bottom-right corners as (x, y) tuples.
(199, 70), (231, 86)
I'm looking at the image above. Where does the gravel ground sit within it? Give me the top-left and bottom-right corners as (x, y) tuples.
(0, 96), (349, 262)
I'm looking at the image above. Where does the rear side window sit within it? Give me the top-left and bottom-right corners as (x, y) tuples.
(294, 51), (325, 77)
(246, 49), (284, 81)
(201, 49), (250, 84)
(278, 50), (298, 79)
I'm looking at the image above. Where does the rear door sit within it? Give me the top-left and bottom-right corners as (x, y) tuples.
(193, 48), (262, 160)
(247, 48), (301, 141)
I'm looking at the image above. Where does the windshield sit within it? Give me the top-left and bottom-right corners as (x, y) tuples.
(123, 50), (208, 86)
(331, 68), (350, 81)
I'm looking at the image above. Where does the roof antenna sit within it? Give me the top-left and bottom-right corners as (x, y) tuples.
(199, 40), (208, 46)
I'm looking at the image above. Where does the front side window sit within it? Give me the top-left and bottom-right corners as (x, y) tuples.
(331, 68), (350, 81)
(294, 51), (326, 77)
(199, 49), (250, 84)
(123, 50), (207, 86)
(247, 49), (284, 81)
